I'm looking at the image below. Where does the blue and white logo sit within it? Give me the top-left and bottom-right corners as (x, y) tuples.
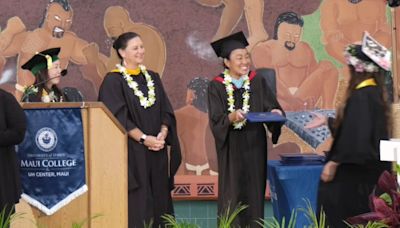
(35, 127), (58, 152)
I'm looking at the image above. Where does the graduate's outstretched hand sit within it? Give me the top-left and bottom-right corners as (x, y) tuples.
(305, 112), (327, 129)
(144, 135), (165, 151)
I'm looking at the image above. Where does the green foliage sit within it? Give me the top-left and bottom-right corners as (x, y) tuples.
(0, 206), (24, 228)
(379, 193), (392, 206)
(299, 199), (327, 228)
(161, 214), (199, 228)
(258, 209), (297, 228)
(218, 203), (248, 228)
(395, 164), (400, 175)
(71, 213), (102, 228)
(345, 221), (389, 228)
(143, 218), (154, 228)
(257, 198), (328, 228)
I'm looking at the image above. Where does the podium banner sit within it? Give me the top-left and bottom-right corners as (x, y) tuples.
(18, 108), (87, 215)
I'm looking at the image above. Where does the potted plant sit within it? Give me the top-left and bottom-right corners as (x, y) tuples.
(0, 206), (24, 228)
(347, 170), (400, 227)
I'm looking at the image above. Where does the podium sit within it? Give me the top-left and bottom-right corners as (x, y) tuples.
(268, 160), (323, 228)
(12, 102), (128, 228)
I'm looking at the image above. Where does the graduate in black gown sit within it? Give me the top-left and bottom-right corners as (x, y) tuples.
(208, 31), (284, 227)
(98, 32), (181, 228)
(0, 88), (26, 222)
(19, 48), (82, 102)
(314, 42), (392, 227)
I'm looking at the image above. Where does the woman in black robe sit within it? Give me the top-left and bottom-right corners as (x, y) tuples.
(98, 32), (181, 228)
(19, 48), (82, 102)
(0, 88), (26, 221)
(315, 44), (392, 227)
(208, 31), (284, 227)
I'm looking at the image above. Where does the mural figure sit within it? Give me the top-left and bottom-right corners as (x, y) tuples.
(175, 77), (217, 175)
(85, 6), (166, 79)
(320, 0), (391, 65)
(196, 0), (268, 50)
(252, 11), (339, 111)
(0, 0), (105, 99)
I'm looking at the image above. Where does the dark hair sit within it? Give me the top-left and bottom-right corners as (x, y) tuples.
(112, 32), (140, 60)
(221, 49), (249, 69)
(50, 0), (71, 11)
(273, 11), (304, 40)
(222, 61), (229, 69)
(40, 0), (72, 27)
(34, 69), (62, 99)
(335, 66), (391, 135)
(187, 77), (210, 113)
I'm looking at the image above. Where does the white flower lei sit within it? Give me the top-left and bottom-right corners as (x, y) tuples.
(222, 69), (250, 129)
(116, 64), (156, 109)
(41, 90), (61, 102)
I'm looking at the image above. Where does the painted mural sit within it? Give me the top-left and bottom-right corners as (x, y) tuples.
(0, 0), (396, 199)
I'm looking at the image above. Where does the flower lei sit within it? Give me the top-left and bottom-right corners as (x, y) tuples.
(21, 85), (60, 102)
(116, 64), (156, 108)
(22, 85), (39, 97)
(41, 90), (60, 103)
(222, 69), (250, 129)
(344, 45), (379, 73)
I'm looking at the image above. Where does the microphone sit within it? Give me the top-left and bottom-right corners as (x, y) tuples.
(31, 69), (68, 87)
(20, 69), (68, 102)
(61, 69), (68, 76)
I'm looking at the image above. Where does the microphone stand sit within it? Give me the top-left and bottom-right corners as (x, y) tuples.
(21, 70), (67, 102)
(32, 69), (67, 86)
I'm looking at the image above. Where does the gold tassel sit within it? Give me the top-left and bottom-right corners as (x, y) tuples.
(45, 55), (52, 69)
(35, 52), (53, 69)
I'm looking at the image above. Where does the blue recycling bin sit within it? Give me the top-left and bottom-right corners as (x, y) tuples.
(267, 160), (323, 227)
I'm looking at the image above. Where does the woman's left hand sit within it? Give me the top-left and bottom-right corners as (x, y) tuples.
(156, 131), (167, 141)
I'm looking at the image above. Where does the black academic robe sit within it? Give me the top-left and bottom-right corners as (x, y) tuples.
(21, 86), (82, 102)
(208, 71), (284, 227)
(98, 71), (181, 228)
(21, 86), (63, 102)
(318, 86), (391, 228)
(0, 89), (26, 215)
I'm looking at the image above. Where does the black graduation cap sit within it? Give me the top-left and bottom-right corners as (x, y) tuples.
(21, 48), (61, 75)
(352, 45), (371, 62)
(211, 31), (249, 58)
(388, 0), (400, 7)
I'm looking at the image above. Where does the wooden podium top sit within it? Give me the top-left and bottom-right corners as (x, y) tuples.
(20, 102), (126, 134)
